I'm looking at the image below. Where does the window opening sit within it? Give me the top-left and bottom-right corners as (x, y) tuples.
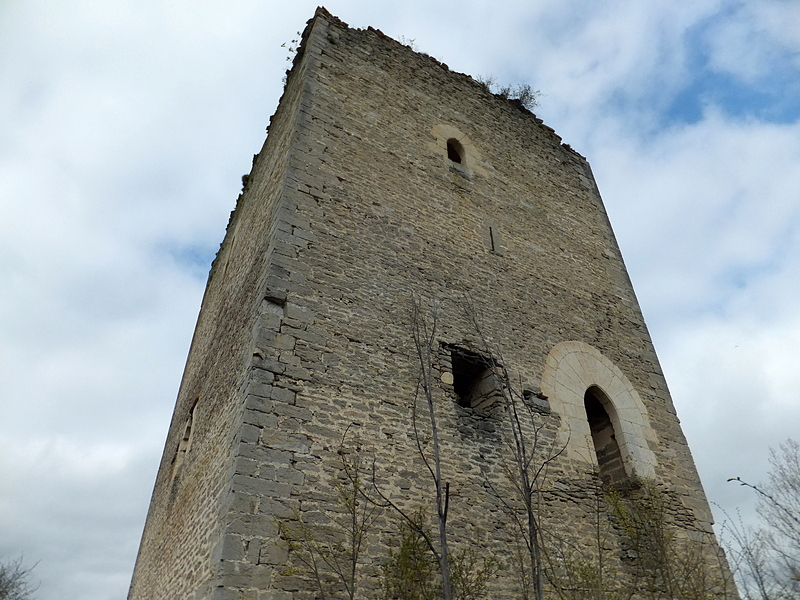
(449, 347), (500, 410)
(488, 226), (496, 252)
(584, 387), (627, 486)
(447, 138), (464, 164)
(171, 400), (197, 481)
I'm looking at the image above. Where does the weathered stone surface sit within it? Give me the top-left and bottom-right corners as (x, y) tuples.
(128, 8), (732, 600)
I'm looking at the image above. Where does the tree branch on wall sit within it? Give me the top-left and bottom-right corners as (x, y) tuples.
(460, 296), (565, 600)
(725, 438), (800, 600)
(281, 432), (382, 600)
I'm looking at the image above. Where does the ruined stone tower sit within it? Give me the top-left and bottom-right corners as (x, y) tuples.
(129, 8), (732, 600)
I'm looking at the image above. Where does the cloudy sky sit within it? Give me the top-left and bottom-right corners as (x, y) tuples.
(1, 1), (799, 598)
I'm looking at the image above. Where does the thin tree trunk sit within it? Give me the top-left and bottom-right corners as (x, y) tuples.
(412, 298), (453, 600)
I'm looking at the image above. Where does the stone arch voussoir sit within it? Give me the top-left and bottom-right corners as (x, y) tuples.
(541, 341), (657, 479)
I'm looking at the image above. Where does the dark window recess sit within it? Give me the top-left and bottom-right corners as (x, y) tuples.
(447, 138), (464, 164)
(450, 347), (501, 410)
(584, 387), (627, 487)
(171, 400), (197, 481)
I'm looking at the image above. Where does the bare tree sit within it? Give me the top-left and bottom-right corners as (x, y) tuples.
(0, 557), (37, 600)
(460, 298), (565, 600)
(727, 438), (800, 600)
(367, 298), (454, 600)
(292, 298), (499, 600)
(545, 475), (631, 600)
(608, 481), (731, 600)
(367, 298), (500, 600)
(281, 434), (382, 600)
(719, 514), (785, 600)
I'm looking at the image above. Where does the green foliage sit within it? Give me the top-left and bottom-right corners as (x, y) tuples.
(381, 512), (499, 600)
(382, 512), (439, 600)
(474, 75), (496, 93)
(553, 556), (621, 600)
(608, 484), (674, 577)
(545, 501), (629, 600)
(547, 480), (729, 600)
(451, 546), (501, 600)
(398, 36), (418, 51)
(280, 443), (381, 600)
(608, 482), (726, 600)
(511, 84), (540, 110)
(474, 77), (540, 110)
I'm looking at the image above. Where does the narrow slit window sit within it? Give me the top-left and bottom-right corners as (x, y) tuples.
(483, 223), (503, 255)
(171, 400), (197, 481)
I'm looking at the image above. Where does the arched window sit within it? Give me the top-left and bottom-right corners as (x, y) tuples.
(541, 341), (657, 480)
(584, 386), (627, 487)
(446, 138), (464, 164)
(431, 125), (487, 177)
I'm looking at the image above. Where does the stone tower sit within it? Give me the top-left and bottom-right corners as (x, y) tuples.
(129, 8), (732, 600)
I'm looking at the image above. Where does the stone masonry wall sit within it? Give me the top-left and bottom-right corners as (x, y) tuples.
(127, 15), (324, 600)
(131, 8), (731, 600)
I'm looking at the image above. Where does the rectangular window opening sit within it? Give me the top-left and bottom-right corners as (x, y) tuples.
(447, 346), (502, 410)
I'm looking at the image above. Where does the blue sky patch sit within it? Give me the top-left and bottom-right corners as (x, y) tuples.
(662, 15), (800, 126)
(161, 242), (216, 279)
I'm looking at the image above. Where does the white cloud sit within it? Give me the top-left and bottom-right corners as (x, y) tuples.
(661, 308), (800, 524)
(582, 112), (800, 532)
(2, 0), (799, 597)
(705, 0), (800, 82)
(0, 436), (157, 600)
(585, 110), (800, 318)
(573, 104), (800, 529)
